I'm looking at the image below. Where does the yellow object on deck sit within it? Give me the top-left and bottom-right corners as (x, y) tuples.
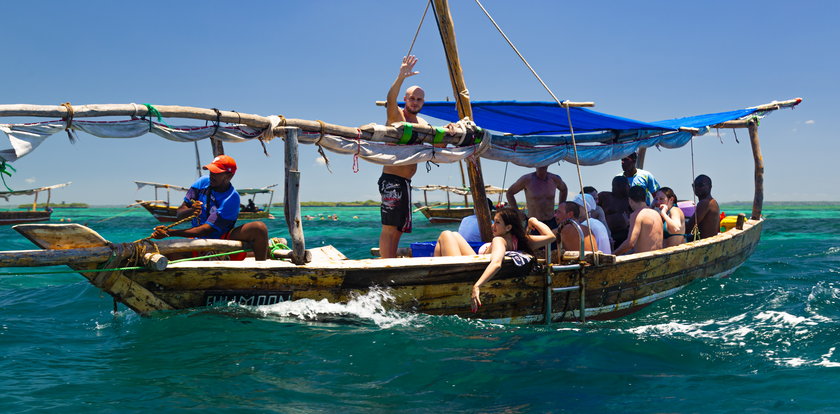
(720, 215), (739, 232)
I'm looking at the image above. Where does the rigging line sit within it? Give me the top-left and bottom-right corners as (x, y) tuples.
(689, 135), (700, 241)
(474, 0), (595, 248)
(565, 105), (594, 248)
(406, 0), (432, 58)
(499, 161), (509, 205)
(473, 0), (562, 106)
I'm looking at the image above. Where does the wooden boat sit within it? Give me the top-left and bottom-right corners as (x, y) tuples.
(0, 183), (70, 225)
(0, 0), (802, 323)
(413, 184), (507, 224)
(134, 181), (276, 222)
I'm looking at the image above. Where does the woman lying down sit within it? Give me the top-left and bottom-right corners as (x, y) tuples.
(433, 207), (556, 312)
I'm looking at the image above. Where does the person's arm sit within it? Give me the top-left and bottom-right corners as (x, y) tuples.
(554, 175), (568, 204)
(525, 217), (556, 249)
(386, 55), (419, 124)
(614, 214), (640, 255)
(660, 205), (682, 234)
(471, 236), (506, 312)
(505, 176), (527, 220)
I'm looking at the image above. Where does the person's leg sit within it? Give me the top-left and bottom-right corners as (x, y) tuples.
(435, 230), (475, 256)
(229, 221), (269, 260)
(379, 224), (402, 258)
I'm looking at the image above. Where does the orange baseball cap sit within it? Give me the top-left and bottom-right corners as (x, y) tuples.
(203, 155), (237, 174)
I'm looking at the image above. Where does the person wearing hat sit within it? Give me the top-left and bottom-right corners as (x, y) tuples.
(151, 155), (269, 260)
(617, 152), (660, 206)
(572, 192), (613, 254)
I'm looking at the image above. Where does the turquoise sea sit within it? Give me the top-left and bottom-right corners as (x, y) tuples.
(0, 204), (837, 413)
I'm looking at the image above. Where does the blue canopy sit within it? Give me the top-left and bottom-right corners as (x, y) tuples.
(420, 101), (757, 139)
(416, 101), (760, 167)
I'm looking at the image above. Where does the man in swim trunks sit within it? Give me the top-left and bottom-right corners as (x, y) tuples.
(151, 155), (269, 260)
(379, 55), (429, 258)
(505, 165), (568, 229)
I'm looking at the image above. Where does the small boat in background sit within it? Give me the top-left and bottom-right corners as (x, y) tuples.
(413, 184), (506, 223)
(0, 182), (71, 225)
(134, 181), (276, 222)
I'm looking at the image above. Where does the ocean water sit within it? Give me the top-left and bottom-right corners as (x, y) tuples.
(0, 204), (837, 413)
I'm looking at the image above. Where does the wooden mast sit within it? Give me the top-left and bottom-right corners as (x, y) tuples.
(747, 120), (764, 219)
(432, 0), (492, 241)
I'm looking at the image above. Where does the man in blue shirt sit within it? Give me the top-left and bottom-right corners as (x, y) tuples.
(152, 155), (269, 260)
(617, 152), (660, 206)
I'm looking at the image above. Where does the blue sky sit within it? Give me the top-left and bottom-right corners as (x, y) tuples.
(1, 1), (836, 206)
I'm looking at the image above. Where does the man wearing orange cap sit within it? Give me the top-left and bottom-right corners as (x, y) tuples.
(151, 155), (269, 260)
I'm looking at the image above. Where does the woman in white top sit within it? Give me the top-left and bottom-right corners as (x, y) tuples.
(433, 207), (555, 312)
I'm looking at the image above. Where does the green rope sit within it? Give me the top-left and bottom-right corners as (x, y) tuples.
(142, 103), (172, 128)
(0, 161), (16, 191)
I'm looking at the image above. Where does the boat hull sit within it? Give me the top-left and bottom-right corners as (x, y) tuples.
(416, 204), (474, 223)
(65, 219), (763, 323)
(0, 211), (52, 226)
(138, 201), (273, 222)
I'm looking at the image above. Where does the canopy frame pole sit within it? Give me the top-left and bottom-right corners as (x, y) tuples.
(432, 0), (492, 241)
(747, 119), (764, 219)
(636, 147), (647, 170)
(284, 127), (307, 264)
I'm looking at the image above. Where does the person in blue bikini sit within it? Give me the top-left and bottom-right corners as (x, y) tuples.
(654, 187), (686, 248)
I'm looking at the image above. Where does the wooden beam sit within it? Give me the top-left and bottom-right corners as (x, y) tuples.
(284, 128), (307, 265)
(0, 103), (480, 146)
(747, 120), (764, 220)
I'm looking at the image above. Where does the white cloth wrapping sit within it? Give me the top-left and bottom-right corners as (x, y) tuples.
(297, 129), (491, 166)
(0, 119), (267, 162)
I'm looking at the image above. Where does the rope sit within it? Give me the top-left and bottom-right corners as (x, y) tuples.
(689, 136), (699, 241)
(61, 102), (78, 144)
(142, 103), (172, 129)
(406, 0), (432, 58)
(134, 208), (199, 243)
(211, 108), (222, 138)
(473, 0), (565, 107)
(352, 128), (362, 173)
(499, 161), (509, 205)
(315, 120), (332, 173)
(475, 0), (595, 246)
(0, 161), (16, 191)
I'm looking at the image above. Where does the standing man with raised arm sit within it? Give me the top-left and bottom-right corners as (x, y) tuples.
(505, 166), (568, 230)
(378, 55), (429, 258)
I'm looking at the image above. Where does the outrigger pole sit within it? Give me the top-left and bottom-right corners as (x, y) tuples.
(432, 0), (493, 241)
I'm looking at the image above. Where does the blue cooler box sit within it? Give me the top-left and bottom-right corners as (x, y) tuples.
(410, 241), (485, 257)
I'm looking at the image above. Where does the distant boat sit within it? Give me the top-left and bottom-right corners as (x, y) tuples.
(413, 184), (507, 223)
(133, 181), (276, 222)
(0, 183), (71, 225)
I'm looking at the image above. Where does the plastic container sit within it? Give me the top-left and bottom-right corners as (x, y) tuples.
(720, 215), (738, 232)
(410, 241), (486, 257)
(677, 200), (695, 218)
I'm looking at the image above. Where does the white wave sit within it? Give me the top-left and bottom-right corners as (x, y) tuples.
(255, 287), (420, 329)
(755, 310), (830, 326)
(817, 347), (840, 368)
